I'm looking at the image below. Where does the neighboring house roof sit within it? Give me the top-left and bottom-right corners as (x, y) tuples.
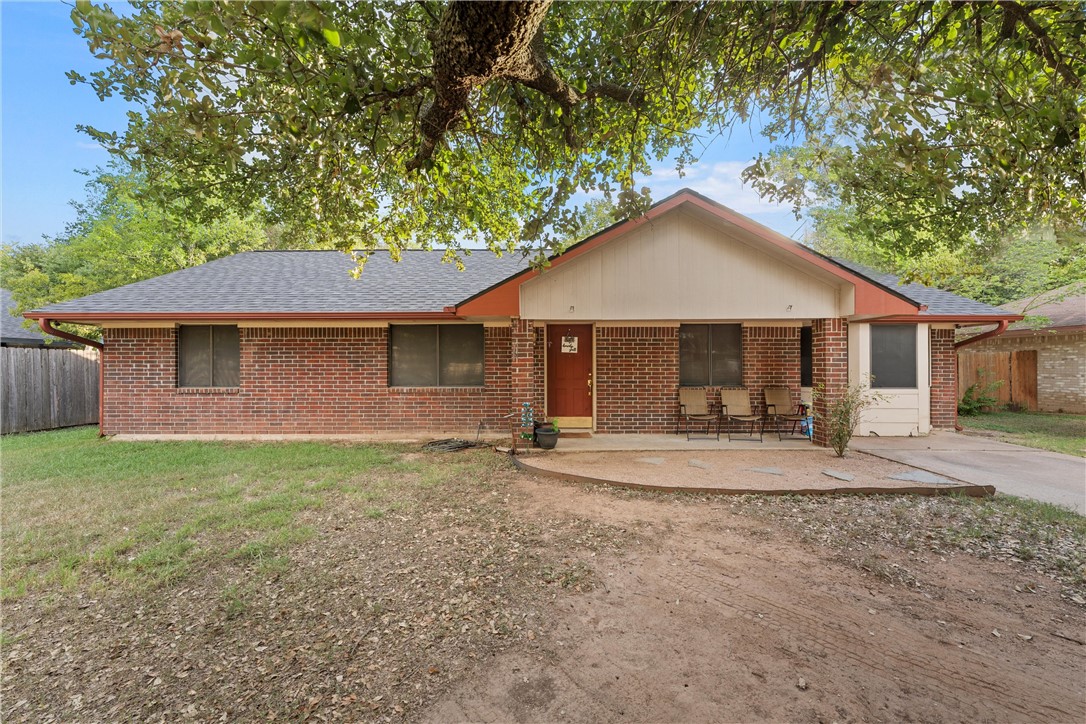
(26, 189), (1016, 325)
(999, 283), (1086, 331)
(1, 289), (76, 347)
(827, 258), (1009, 317)
(29, 250), (532, 319)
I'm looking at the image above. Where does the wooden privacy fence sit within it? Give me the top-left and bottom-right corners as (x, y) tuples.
(957, 349), (1038, 411)
(1, 347), (99, 434)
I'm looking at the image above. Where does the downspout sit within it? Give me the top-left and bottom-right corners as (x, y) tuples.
(953, 320), (1009, 350)
(37, 319), (106, 435)
(951, 319), (1010, 431)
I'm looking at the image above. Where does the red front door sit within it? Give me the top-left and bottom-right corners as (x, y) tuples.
(547, 324), (593, 419)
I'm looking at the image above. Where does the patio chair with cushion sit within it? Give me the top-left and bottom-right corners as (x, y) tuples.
(719, 387), (762, 442)
(677, 387), (720, 440)
(763, 386), (808, 441)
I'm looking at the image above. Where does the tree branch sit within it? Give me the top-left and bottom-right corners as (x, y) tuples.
(407, 0), (644, 171)
(996, 1), (1080, 88)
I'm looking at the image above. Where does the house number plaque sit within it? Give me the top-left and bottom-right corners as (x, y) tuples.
(561, 336), (578, 353)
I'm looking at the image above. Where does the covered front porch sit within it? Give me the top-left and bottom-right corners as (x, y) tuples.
(510, 318), (850, 448)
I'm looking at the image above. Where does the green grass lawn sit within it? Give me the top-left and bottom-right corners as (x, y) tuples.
(960, 410), (1086, 457)
(0, 426), (481, 600)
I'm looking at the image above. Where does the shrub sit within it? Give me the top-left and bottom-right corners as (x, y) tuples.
(958, 369), (1004, 416)
(814, 381), (886, 457)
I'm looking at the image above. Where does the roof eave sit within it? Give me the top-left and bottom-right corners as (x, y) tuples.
(868, 313), (1025, 323)
(25, 310), (462, 324)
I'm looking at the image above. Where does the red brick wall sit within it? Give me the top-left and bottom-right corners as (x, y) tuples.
(102, 326), (512, 435)
(102, 322), (842, 439)
(811, 318), (849, 447)
(595, 326), (679, 433)
(742, 326), (802, 417)
(930, 327), (957, 429)
(587, 325), (806, 434)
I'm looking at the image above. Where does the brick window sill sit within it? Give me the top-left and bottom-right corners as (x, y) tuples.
(176, 387), (241, 395)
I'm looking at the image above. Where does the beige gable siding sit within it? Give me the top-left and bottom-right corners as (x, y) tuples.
(521, 211), (842, 321)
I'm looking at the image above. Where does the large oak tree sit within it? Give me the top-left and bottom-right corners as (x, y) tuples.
(72, 1), (1084, 266)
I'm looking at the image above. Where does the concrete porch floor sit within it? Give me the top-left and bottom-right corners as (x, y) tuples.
(525, 432), (818, 453)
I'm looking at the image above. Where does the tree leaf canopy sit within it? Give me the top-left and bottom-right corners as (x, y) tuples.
(72, 1), (1084, 264)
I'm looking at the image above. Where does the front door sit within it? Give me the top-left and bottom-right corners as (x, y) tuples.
(547, 324), (593, 427)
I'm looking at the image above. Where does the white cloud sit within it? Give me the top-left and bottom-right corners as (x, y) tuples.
(637, 159), (787, 217)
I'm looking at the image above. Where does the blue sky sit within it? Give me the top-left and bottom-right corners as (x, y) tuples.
(1, 1), (804, 247)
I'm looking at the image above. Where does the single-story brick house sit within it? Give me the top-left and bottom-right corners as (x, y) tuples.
(959, 284), (1085, 413)
(27, 189), (1020, 446)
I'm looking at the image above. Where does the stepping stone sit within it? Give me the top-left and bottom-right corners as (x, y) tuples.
(688, 459), (712, 469)
(635, 457), (666, 465)
(822, 469), (855, 482)
(890, 469), (953, 485)
(748, 467), (784, 476)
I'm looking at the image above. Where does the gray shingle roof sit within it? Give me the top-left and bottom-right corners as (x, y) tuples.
(30, 250), (532, 316)
(1000, 283), (1086, 329)
(2, 289), (75, 346)
(27, 239), (1009, 321)
(828, 258), (1009, 317)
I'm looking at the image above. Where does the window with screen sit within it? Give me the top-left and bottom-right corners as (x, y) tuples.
(679, 324), (742, 386)
(389, 325), (484, 387)
(800, 326), (813, 387)
(178, 325), (240, 387)
(870, 324), (917, 388)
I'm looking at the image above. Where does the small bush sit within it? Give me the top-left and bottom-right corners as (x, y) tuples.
(959, 369), (1004, 416)
(814, 381), (886, 457)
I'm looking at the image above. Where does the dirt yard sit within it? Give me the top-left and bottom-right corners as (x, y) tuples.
(4, 443), (1084, 722)
(430, 479), (1085, 722)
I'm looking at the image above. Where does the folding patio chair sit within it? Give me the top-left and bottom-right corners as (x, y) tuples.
(719, 387), (762, 442)
(677, 387), (720, 440)
(763, 386), (808, 441)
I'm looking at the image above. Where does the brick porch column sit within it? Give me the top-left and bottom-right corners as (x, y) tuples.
(510, 318), (537, 416)
(930, 328), (958, 429)
(811, 317), (848, 447)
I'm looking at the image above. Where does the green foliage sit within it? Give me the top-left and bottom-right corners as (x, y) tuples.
(958, 371), (1004, 417)
(814, 381), (886, 458)
(0, 162), (315, 338)
(69, 1), (1084, 265)
(562, 198), (622, 248)
(803, 192), (1086, 307)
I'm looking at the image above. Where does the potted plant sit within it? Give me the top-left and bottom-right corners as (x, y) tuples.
(533, 420), (560, 449)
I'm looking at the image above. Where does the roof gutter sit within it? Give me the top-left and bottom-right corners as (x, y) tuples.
(37, 318), (106, 436)
(869, 314), (1024, 324)
(37, 318), (103, 350)
(954, 320), (1010, 349)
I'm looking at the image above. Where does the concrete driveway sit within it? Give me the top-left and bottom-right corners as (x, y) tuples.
(851, 431), (1086, 514)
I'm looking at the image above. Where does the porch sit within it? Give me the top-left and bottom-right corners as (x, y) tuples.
(513, 444), (994, 498)
(528, 432), (816, 452)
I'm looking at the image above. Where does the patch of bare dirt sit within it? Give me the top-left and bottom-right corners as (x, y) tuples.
(429, 477), (1086, 722)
